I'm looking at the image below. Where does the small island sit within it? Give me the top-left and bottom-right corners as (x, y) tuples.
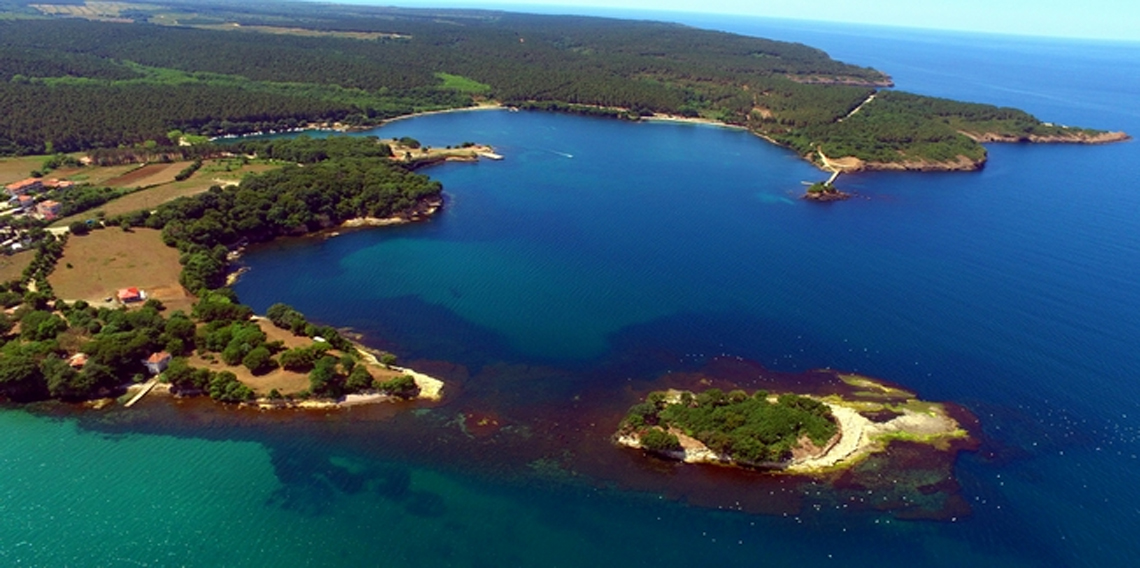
(803, 181), (850, 202)
(615, 375), (968, 474)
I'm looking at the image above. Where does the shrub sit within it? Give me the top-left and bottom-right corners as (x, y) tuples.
(344, 364), (373, 393)
(68, 221), (90, 236)
(375, 374), (418, 398)
(640, 428), (682, 452)
(242, 346), (277, 375)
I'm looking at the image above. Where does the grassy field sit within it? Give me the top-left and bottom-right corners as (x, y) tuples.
(0, 156), (45, 185)
(51, 160), (281, 226)
(435, 73), (492, 94)
(48, 228), (192, 310)
(0, 251), (33, 283)
(66, 164), (144, 186)
(0, 155), (147, 187)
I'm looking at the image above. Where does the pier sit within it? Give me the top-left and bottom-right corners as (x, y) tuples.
(124, 378), (159, 408)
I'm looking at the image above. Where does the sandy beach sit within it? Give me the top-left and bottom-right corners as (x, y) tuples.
(380, 102), (505, 125)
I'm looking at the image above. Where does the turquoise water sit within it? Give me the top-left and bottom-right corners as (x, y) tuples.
(6, 15), (1140, 567)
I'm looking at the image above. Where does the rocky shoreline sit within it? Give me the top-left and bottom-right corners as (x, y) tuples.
(961, 130), (1131, 144)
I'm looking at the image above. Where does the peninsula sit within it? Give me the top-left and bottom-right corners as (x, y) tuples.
(616, 375), (969, 475)
(0, 136), (465, 408)
(0, 1), (1127, 174)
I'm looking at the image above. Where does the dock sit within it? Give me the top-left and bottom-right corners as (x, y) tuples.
(124, 378), (159, 408)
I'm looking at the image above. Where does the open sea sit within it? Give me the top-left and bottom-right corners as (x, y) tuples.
(4, 12), (1140, 567)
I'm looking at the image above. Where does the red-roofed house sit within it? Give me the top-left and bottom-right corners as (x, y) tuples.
(144, 351), (172, 374)
(15, 195), (34, 211)
(37, 200), (62, 221)
(117, 287), (144, 303)
(5, 178), (42, 197)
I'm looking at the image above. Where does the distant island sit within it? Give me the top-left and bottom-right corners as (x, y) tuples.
(0, 1), (1128, 174)
(616, 375), (969, 474)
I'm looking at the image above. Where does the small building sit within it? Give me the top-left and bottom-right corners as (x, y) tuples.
(36, 200), (62, 221)
(143, 351), (172, 375)
(68, 353), (88, 369)
(5, 178), (42, 197)
(15, 195), (34, 211)
(117, 287), (144, 303)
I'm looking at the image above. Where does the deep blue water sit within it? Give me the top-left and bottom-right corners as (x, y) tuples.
(5, 13), (1140, 567)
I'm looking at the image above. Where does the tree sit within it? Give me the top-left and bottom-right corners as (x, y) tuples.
(162, 312), (196, 347)
(344, 364), (373, 392)
(221, 343), (244, 366)
(265, 302), (307, 333)
(68, 221), (91, 236)
(208, 370), (253, 402)
(0, 353), (45, 399)
(640, 428), (681, 452)
(43, 354), (91, 399)
(308, 355), (341, 398)
(20, 310), (68, 342)
(242, 345), (276, 375)
(279, 344), (327, 371)
(375, 374), (418, 398)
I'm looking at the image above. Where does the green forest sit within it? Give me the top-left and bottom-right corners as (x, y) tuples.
(619, 388), (837, 465)
(0, 0), (1101, 166)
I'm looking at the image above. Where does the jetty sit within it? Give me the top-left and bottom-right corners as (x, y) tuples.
(814, 147), (853, 186)
(476, 151), (504, 160)
(124, 378), (159, 408)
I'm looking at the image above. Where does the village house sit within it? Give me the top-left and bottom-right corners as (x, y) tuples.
(5, 178), (42, 197)
(117, 287), (145, 303)
(143, 351), (172, 375)
(68, 353), (88, 369)
(36, 200), (62, 221)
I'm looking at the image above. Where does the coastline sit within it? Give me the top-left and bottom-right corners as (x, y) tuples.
(216, 101), (1127, 175)
(257, 343), (445, 410)
(376, 102), (505, 126)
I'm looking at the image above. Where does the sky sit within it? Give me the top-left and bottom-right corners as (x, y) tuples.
(358, 0), (1140, 42)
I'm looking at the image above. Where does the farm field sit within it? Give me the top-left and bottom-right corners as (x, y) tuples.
(51, 160), (282, 226)
(48, 228), (192, 311)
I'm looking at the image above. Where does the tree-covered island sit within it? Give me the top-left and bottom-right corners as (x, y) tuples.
(803, 181), (850, 202)
(616, 376), (970, 474)
(0, 1), (1128, 172)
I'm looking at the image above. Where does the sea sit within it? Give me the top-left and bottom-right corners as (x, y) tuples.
(3, 12), (1139, 567)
